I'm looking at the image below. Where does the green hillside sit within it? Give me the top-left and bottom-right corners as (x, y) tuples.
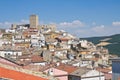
(81, 34), (120, 56)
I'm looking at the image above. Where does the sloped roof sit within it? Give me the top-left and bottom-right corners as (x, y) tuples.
(70, 67), (90, 76)
(56, 63), (78, 73)
(96, 68), (111, 73)
(0, 56), (21, 66)
(31, 55), (45, 63)
(0, 67), (48, 80)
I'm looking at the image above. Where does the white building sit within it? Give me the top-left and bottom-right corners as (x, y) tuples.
(80, 40), (88, 48)
(5, 29), (15, 33)
(0, 49), (22, 59)
(30, 34), (45, 47)
(69, 69), (105, 80)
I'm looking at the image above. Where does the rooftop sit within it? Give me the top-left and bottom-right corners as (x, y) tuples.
(0, 62), (57, 80)
(70, 68), (90, 76)
(110, 57), (120, 61)
(56, 63), (78, 73)
(31, 55), (45, 63)
(0, 67), (47, 80)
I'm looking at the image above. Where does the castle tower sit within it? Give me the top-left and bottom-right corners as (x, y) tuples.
(30, 15), (39, 28)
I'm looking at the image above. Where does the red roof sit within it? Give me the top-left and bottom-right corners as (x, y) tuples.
(56, 63), (78, 73)
(96, 68), (111, 73)
(0, 67), (48, 80)
(60, 38), (69, 41)
(31, 55), (44, 63)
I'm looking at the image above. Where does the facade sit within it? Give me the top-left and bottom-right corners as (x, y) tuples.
(96, 68), (112, 80)
(0, 56), (20, 67)
(39, 24), (56, 33)
(0, 49), (22, 59)
(69, 69), (105, 80)
(30, 15), (39, 28)
(44, 68), (68, 80)
(111, 58), (120, 80)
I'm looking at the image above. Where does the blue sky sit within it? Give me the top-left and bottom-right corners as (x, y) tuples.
(0, 0), (120, 37)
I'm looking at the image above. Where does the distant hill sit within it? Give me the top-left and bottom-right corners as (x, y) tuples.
(81, 34), (120, 56)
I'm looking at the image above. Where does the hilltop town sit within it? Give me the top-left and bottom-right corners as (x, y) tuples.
(0, 15), (115, 80)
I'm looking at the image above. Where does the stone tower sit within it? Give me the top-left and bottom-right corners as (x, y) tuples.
(30, 15), (39, 28)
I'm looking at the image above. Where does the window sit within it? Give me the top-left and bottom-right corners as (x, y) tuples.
(8, 53), (10, 55)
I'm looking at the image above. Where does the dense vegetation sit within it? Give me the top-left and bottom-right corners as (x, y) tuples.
(81, 34), (120, 56)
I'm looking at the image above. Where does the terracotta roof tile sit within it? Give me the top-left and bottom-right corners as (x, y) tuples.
(0, 67), (47, 80)
(96, 68), (111, 73)
(56, 63), (78, 73)
(31, 55), (44, 63)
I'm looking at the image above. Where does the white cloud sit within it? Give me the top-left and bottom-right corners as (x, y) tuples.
(112, 21), (120, 26)
(74, 25), (107, 37)
(56, 20), (120, 37)
(0, 21), (11, 29)
(71, 24), (120, 37)
(92, 25), (105, 32)
(0, 19), (120, 37)
(20, 19), (29, 24)
(0, 19), (29, 29)
(59, 20), (84, 27)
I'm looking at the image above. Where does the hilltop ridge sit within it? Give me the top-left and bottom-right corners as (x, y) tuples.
(81, 34), (120, 56)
